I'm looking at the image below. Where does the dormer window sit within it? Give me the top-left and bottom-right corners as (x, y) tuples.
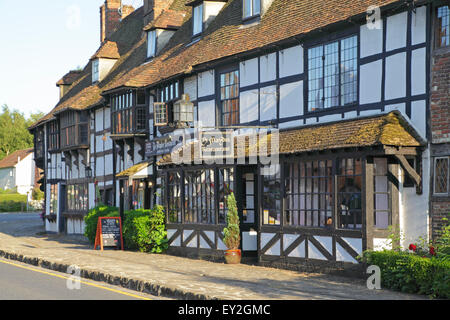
(147, 30), (157, 58)
(193, 3), (203, 36)
(243, 0), (260, 20)
(92, 59), (99, 83)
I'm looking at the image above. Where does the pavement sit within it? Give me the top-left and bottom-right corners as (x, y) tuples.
(0, 212), (426, 300)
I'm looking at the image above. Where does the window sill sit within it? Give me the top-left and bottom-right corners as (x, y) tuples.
(242, 14), (260, 25)
(305, 103), (357, 116)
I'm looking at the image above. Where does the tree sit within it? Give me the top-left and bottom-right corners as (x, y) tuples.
(0, 105), (44, 160)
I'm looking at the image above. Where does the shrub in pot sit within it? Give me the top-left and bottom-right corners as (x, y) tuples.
(223, 193), (241, 264)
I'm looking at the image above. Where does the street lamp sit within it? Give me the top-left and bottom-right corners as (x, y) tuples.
(86, 166), (92, 179)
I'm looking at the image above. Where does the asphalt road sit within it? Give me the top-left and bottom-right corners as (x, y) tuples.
(0, 257), (161, 300)
(0, 212), (163, 300)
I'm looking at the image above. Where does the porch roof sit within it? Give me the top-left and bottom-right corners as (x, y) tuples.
(116, 161), (152, 178)
(156, 111), (425, 166)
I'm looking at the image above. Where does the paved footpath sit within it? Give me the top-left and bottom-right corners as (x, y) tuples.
(0, 212), (425, 300)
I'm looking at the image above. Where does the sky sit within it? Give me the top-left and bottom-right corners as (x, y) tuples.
(0, 0), (108, 117)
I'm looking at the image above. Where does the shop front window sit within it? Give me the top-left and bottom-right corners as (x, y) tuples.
(262, 164), (281, 225)
(374, 158), (391, 229)
(184, 169), (215, 224)
(168, 172), (182, 223)
(50, 184), (58, 215)
(337, 158), (362, 229)
(285, 160), (333, 227)
(66, 183), (88, 212)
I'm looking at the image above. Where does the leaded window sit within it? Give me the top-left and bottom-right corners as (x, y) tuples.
(50, 184), (58, 215)
(285, 160), (333, 227)
(220, 70), (240, 126)
(307, 35), (358, 111)
(48, 121), (59, 150)
(434, 157), (449, 195)
(436, 5), (450, 48)
(184, 169), (215, 224)
(373, 158), (391, 229)
(337, 158), (362, 229)
(262, 164), (281, 225)
(66, 183), (88, 212)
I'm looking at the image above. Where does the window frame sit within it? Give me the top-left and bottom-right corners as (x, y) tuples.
(218, 68), (240, 126)
(305, 33), (359, 114)
(192, 3), (204, 37)
(433, 156), (450, 196)
(92, 59), (99, 83)
(243, 0), (261, 20)
(435, 4), (450, 49)
(147, 30), (157, 58)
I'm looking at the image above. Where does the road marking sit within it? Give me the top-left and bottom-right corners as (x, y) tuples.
(0, 258), (152, 300)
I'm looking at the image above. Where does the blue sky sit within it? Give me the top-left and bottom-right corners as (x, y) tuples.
(0, 0), (105, 117)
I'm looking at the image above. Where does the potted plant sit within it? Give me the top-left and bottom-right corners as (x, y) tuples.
(223, 193), (241, 264)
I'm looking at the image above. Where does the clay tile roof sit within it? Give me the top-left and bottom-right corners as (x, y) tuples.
(0, 148), (33, 169)
(90, 41), (121, 60)
(29, 7), (145, 130)
(157, 112), (424, 166)
(107, 0), (403, 91)
(143, 9), (187, 31)
(56, 70), (83, 86)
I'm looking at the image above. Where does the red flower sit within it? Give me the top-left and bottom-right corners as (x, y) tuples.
(409, 244), (417, 251)
(94, 180), (98, 186)
(429, 246), (436, 256)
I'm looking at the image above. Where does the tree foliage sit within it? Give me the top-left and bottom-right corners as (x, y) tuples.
(0, 105), (44, 160)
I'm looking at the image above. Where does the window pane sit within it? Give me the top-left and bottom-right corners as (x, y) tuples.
(244, 0), (252, 18)
(437, 6), (450, 47)
(308, 45), (324, 111)
(324, 41), (339, 108)
(193, 4), (203, 35)
(435, 157), (449, 194)
(147, 31), (156, 57)
(340, 36), (357, 105)
(253, 0), (260, 15)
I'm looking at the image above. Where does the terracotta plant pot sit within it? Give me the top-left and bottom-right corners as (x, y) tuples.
(224, 249), (241, 264)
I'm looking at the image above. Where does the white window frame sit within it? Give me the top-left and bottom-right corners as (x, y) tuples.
(193, 3), (203, 36)
(147, 30), (156, 58)
(243, 0), (261, 19)
(434, 156), (450, 196)
(92, 59), (99, 83)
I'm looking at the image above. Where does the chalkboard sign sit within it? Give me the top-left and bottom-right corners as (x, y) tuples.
(94, 217), (124, 251)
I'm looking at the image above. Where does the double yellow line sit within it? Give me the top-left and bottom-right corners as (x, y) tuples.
(0, 258), (151, 300)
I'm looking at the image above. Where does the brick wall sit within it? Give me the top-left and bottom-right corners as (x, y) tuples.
(430, 49), (450, 144)
(431, 200), (450, 240)
(430, 47), (450, 241)
(100, 0), (122, 43)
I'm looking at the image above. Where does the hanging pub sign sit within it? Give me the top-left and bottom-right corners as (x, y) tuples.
(200, 130), (234, 159)
(94, 217), (124, 250)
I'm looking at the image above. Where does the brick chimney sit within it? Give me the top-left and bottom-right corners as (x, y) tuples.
(143, 0), (173, 25)
(100, 0), (122, 43)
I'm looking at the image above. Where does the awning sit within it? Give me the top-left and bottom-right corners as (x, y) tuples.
(116, 161), (153, 179)
(157, 111), (425, 166)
